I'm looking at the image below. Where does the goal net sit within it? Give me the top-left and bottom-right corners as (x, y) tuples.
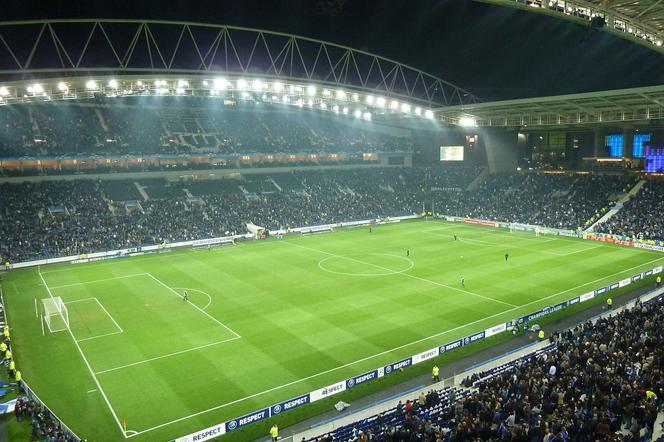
(41, 297), (69, 333)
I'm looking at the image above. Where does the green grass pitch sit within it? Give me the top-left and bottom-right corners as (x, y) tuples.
(4, 220), (664, 441)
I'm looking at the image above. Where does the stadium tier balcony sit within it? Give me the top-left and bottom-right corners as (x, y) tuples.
(0, 98), (413, 160)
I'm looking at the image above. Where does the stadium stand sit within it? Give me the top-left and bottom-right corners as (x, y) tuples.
(596, 180), (664, 242)
(0, 99), (412, 157)
(1, 169), (652, 263)
(305, 295), (664, 442)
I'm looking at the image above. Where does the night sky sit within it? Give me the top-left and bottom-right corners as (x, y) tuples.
(4, 0), (664, 101)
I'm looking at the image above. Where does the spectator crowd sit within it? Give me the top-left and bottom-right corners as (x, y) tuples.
(308, 296), (664, 441)
(2, 168), (659, 264)
(0, 98), (412, 158)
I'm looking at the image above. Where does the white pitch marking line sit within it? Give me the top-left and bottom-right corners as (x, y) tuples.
(172, 287), (212, 310)
(94, 298), (123, 333)
(64, 297), (98, 305)
(38, 271), (127, 437)
(77, 331), (123, 343)
(124, 253), (664, 438)
(289, 241), (518, 308)
(146, 273), (241, 339)
(94, 336), (240, 375)
(87, 389), (98, 394)
(48, 273), (148, 290)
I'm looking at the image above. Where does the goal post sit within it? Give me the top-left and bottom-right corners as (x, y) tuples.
(41, 297), (69, 333)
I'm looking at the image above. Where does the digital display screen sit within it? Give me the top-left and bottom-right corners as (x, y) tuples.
(440, 145), (464, 161)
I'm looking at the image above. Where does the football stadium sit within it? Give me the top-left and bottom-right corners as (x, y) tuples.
(1, 1), (664, 441)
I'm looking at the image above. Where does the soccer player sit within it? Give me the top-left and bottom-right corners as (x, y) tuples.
(454, 234), (457, 241)
(505, 251), (509, 262)
(460, 276), (465, 288)
(183, 290), (189, 302)
(406, 249), (410, 257)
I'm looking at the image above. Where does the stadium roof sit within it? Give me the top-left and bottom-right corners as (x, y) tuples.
(0, 19), (479, 108)
(479, 0), (664, 53)
(436, 84), (664, 128)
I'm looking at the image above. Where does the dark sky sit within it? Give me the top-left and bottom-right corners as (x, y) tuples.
(4, 0), (664, 101)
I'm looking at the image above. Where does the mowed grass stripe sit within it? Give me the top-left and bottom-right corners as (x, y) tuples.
(4, 220), (663, 440)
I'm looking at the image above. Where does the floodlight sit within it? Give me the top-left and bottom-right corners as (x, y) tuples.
(366, 95), (374, 105)
(459, 117), (476, 127)
(401, 103), (411, 113)
(376, 97), (386, 108)
(296, 98), (304, 107)
(282, 95), (289, 103)
(414, 107), (422, 116)
(307, 85), (316, 96)
(342, 107), (349, 114)
(294, 86), (303, 93)
(237, 79), (248, 90)
(320, 103), (327, 109)
(136, 80), (144, 87)
(57, 82), (68, 92)
(241, 91), (251, 99)
(0, 86), (8, 96)
(32, 84), (44, 94)
(176, 87), (185, 95)
(336, 90), (346, 99)
(213, 78), (228, 90)
(154, 80), (161, 87)
(307, 99), (313, 106)
(363, 112), (371, 120)
(26, 86), (33, 93)
(425, 110), (434, 119)
(108, 79), (119, 89)
(177, 79), (189, 88)
(85, 80), (98, 90)
(354, 109), (362, 118)
(390, 100), (399, 110)
(332, 105), (339, 113)
(252, 80), (264, 91)
(323, 89), (331, 97)
(202, 80), (209, 86)
(352, 93), (359, 102)
(273, 82), (284, 92)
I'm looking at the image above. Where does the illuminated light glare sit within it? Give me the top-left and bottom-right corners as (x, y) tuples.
(296, 98), (304, 107)
(307, 99), (313, 106)
(376, 97), (386, 108)
(294, 86), (303, 93)
(342, 107), (349, 114)
(414, 107), (422, 116)
(273, 82), (283, 92)
(363, 112), (372, 120)
(176, 87), (185, 95)
(352, 93), (359, 102)
(0, 86), (9, 96)
(202, 80), (209, 86)
(177, 79), (189, 88)
(459, 117), (476, 127)
(26, 86), (33, 93)
(282, 95), (289, 103)
(336, 90), (346, 99)
(237, 79), (248, 90)
(32, 84), (44, 94)
(307, 85), (316, 96)
(57, 82), (68, 92)
(322, 89), (331, 97)
(353, 109), (362, 118)
(332, 105), (339, 113)
(320, 103), (327, 109)
(136, 80), (144, 87)
(271, 95), (278, 101)
(366, 95), (374, 105)
(425, 110), (434, 119)
(241, 91), (251, 99)
(108, 79), (119, 89)
(213, 78), (228, 90)
(390, 100), (399, 110)
(252, 80), (264, 91)
(401, 103), (411, 113)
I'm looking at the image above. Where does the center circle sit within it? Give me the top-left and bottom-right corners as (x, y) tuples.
(318, 253), (414, 277)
